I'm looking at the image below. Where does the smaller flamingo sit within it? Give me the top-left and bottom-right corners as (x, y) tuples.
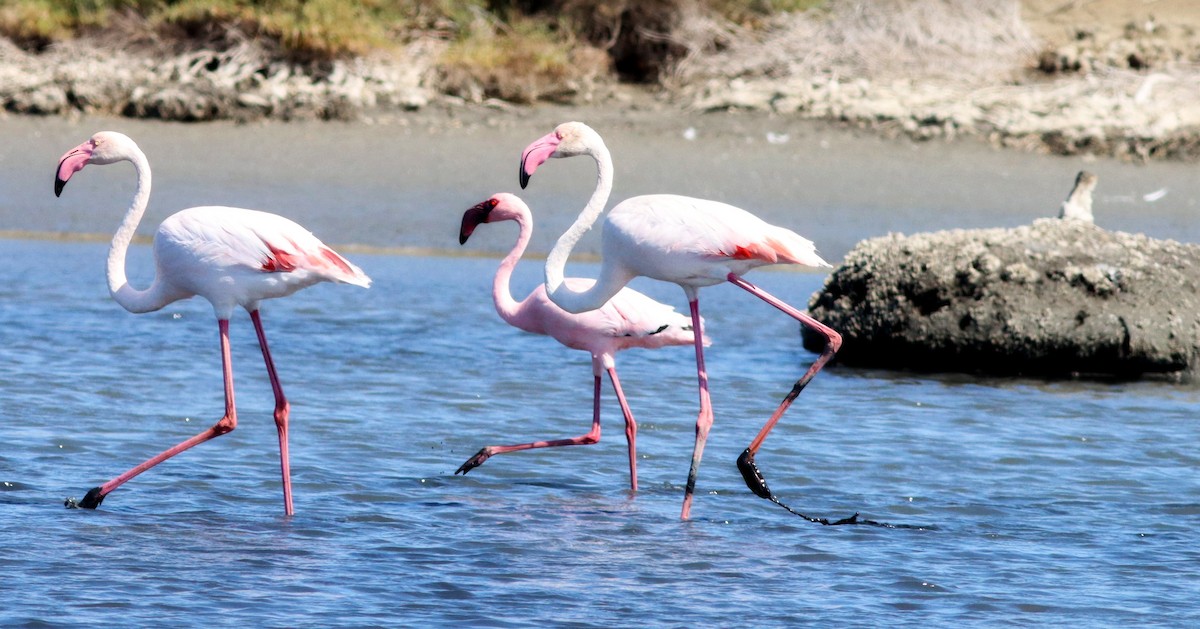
(455, 193), (705, 490)
(55, 131), (370, 515)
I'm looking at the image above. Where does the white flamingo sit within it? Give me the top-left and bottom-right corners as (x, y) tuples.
(520, 121), (841, 521)
(454, 193), (706, 490)
(55, 131), (371, 515)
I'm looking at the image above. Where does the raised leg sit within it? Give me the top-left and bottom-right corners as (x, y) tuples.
(680, 291), (714, 521)
(66, 319), (239, 510)
(455, 374), (604, 476)
(605, 364), (638, 491)
(726, 273), (841, 504)
(250, 310), (293, 516)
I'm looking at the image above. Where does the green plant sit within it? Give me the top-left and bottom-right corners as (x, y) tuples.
(0, 0), (492, 58)
(439, 14), (607, 102)
(0, 0), (95, 49)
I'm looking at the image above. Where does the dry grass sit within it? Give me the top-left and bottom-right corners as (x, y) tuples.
(674, 0), (1040, 85)
(498, 0), (820, 82)
(706, 0), (825, 26)
(157, 0), (384, 60)
(0, 0), (817, 85)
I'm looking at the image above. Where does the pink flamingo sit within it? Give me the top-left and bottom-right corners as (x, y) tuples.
(55, 131), (371, 515)
(520, 122), (842, 521)
(455, 193), (705, 490)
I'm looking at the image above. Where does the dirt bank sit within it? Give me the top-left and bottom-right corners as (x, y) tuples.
(674, 0), (1200, 162)
(2, 1), (1198, 162)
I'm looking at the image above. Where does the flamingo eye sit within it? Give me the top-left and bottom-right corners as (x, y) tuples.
(488, 198), (499, 208)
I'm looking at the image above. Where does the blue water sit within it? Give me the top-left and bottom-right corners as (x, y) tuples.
(2, 234), (1198, 627)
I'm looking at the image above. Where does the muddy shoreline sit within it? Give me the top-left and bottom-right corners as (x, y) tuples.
(3, 2), (1199, 163)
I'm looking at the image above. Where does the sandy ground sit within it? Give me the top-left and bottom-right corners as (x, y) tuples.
(1023, 0), (1200, 47)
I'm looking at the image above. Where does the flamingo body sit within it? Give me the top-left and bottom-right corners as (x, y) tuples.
(602, 194), (829, 288)
(152, 206), (369, 317)
(455, 193), (703, 488)
(55, 131), (369, 515)
(515, 276), (696, 354)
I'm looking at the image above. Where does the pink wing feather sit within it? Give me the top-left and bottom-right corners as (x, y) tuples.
(611, 195), (830, 269)
(160, 207), (371, 288)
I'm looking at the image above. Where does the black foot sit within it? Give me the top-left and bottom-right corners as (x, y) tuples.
(737, 448), (772, 499)
(455, 448), (493, 475)
(735, 449), (930, 529)
(64, 486), (106, 509)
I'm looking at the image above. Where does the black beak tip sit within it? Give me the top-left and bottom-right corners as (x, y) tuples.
(519, 167), (531, 190)
(54, 178), (66, 197)
(459, 213), (480, 245)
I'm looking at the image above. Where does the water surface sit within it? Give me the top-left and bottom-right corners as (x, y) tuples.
(5, 109), (1199, 260)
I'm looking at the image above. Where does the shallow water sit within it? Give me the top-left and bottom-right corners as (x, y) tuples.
(5, 109), (1200, 260)
(1, 114), (1198, 626)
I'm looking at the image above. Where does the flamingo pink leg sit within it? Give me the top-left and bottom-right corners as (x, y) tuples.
(725, 273), (841, 500)
(680, 296), (714, 521)
(250, 310), (294, 516)
(68, 319), (240, 510)
(454, 376), (604, 476)
(605, 366), (639, 491)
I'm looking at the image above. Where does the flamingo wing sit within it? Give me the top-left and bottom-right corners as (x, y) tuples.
(161, 207), (371, 287)
(612, 195), (829, 268)
(551, 278), (676, 342)
(523, 279), (699, 351)
(602, 286), (704, 348)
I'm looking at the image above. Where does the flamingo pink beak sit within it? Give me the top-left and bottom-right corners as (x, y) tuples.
(55, 140), (95, 197)
(519, 131), (561, 189)
(459, 199), (497, 245)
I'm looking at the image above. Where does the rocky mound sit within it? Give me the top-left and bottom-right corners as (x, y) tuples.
(804, 205), (1200, 380)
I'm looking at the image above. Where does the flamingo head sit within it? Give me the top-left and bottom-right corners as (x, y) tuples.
(459, 193), (530, 244)
(519, 121), (603, 189)
(55, 131), (138, 197)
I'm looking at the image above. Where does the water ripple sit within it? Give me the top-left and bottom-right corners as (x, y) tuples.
(2, 240), (1199, 626)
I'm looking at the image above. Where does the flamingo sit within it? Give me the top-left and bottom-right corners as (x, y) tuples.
(54, 131), (371, 515)
(520, 121), (842, 521)
(455, 193), (705, 490)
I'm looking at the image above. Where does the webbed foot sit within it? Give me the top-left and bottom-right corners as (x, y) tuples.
(736, 448), (772, 499)
(455, 448), (494, 475)
(65, 486), (106, 510)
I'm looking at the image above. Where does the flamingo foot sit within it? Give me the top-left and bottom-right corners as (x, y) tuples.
(64, 486), (106, 510)
(736, 448), (773, 499)
(736, 448), (857, 525)
(455, 448), (495, 475)
(736, 449), (926, 528)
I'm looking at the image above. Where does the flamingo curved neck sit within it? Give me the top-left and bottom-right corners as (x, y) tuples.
(106, 151), (172, 314)
(544, 140), (624, 314)
(492, 215), (530, 325)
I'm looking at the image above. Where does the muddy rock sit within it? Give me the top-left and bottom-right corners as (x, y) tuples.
(804, 218), (1200, 379)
